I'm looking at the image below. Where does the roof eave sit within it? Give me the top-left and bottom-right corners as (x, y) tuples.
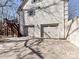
(17, 0), (28, 13)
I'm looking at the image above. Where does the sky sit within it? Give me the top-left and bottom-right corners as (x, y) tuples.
(0, 0), (21, 20)
(68, 0), (79, 20)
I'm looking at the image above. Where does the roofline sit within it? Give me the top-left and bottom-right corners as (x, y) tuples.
(17, 0), (28, 13)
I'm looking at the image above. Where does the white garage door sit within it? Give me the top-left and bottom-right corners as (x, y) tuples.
(28, 27), (34, 37)
(41, 23), (59, 39)
(44, 27), (58, 38)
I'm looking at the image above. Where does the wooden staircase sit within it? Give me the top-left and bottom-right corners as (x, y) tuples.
(4, 18), (22, 37)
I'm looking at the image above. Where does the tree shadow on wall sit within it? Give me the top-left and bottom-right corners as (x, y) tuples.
(65, 18), (79, 39)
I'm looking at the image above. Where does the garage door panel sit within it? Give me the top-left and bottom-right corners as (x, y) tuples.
(28, 28), (34, 36)
(44, 27), (58, 38)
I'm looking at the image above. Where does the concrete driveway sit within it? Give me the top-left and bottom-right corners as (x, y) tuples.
(0, 38), (79, 59)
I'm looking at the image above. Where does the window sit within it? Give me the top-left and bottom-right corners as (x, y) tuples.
(32, 0), (37, 3)
(27, 8), (35, 16)
(31, 0), (42, 3)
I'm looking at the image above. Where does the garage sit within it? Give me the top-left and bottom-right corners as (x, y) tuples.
(41, 23), (59, 39)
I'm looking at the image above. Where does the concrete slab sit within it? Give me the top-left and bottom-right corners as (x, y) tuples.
(0, 39), (79, 59)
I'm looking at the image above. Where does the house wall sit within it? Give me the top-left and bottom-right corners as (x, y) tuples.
(66, 17), (79, 47)
(19, 0), (65, 38)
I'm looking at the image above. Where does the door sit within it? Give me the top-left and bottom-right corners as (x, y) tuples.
(41, 23), (59, 39)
